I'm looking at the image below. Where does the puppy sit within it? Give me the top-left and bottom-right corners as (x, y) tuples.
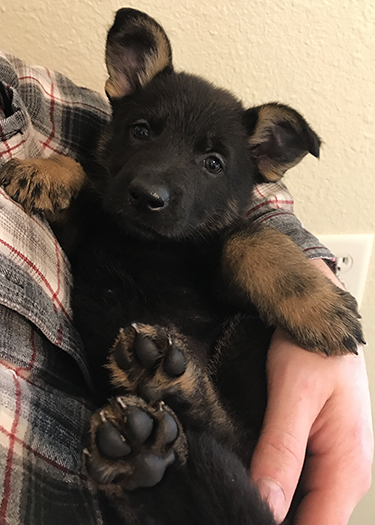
(0, 8), (364, 525)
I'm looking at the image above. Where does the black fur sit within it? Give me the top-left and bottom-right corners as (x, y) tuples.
(59, 11), (315, 522)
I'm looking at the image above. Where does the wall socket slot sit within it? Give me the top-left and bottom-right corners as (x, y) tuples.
(318, 234), (374, 306)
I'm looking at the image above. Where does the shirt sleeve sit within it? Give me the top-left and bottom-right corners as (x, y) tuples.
(0, 51), (111, 165)
(247, 181), (337, 271)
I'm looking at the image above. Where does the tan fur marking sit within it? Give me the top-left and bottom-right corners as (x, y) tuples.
(1, 156), (86, 215)
(166, 362), (197, 395)
(105, 17), (171, 99)
(256, 156), (305, 182)
(222, 227), (362, 355)
(105, 63), (132, 100)
(137, 22), (171, 87)
(248, 105), (307, 181)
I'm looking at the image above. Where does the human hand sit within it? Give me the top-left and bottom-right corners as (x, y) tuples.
(250, 260), (373, 524)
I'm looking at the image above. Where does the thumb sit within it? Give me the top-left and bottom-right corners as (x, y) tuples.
(250, 380), (320, 523)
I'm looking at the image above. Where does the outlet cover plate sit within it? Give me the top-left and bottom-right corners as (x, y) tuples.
(318, 234), (374, 305)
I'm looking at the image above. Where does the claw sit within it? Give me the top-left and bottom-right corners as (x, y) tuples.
(131, 322), (140, 333)
(83, 447), (92, 457)
(116, 396), (127, 409)
(100, 410), (107, 423)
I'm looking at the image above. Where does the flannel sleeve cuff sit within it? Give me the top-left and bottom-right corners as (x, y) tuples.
(248, 181), (337, 272)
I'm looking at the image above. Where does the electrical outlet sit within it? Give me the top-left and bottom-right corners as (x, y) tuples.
(318, 234), (374, 305)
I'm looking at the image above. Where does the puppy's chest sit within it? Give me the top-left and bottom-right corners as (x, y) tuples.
(75, 231), (227, 336)
(127, 242), (222, 323)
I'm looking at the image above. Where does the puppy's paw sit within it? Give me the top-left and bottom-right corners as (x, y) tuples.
(86, 395), (187, 492)
(107, 323), (192, 402)
(107, 324), (233, 434)
(282, 284), (365, 356)
(0, 156), (86, 215)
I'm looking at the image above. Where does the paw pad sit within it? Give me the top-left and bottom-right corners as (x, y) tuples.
(122, 405), (154, 446)
(96, 419), (131, 458)
(113, 324), (187, 380)
(162, 343), (186, 377)
(134, 334), (163, 369)
(87, 396), (186, 490)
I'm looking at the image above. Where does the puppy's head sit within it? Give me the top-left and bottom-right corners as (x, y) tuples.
(99, 9), (320, 241)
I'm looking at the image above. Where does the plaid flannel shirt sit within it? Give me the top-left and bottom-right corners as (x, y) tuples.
(0, 51), (335, 525)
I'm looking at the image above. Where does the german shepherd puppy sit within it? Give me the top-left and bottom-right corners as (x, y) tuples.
(0, 8), (364, 525)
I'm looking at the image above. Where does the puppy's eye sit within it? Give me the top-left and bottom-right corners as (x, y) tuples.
(203, 155), (224, 175)
(131, 122), (150, 140)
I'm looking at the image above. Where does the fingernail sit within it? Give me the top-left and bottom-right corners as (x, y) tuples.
(257, 477), (286, 523)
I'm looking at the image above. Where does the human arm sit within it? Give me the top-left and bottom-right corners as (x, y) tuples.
(250, 259), (373, 525)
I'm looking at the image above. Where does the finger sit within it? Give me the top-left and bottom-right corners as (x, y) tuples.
(250, 336), (330, 523)
(250, 376), (324, 522)
(295, 357), (373, 525)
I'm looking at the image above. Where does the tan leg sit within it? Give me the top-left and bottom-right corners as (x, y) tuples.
(221, 226), (364, 356)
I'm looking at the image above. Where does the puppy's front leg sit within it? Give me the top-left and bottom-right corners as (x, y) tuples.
(0, 156), (86, 215)
(221, 225), (364, 356)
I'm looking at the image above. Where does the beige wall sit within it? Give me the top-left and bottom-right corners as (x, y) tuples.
(1, 0), (374, 522)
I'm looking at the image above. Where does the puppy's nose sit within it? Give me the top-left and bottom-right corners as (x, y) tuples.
(128, 180), (170, 211)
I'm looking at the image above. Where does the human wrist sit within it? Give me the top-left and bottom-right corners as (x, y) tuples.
(309, 257), (344, 289)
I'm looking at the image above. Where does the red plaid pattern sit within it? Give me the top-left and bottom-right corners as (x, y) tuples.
(0, 188), (71, 319)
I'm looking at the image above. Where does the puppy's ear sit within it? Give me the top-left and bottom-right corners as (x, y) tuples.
(244, 103), (321, 181)
(105, 8), (173, 101)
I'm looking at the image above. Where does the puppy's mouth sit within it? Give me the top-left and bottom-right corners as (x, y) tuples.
(113, 208), (191, 241)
